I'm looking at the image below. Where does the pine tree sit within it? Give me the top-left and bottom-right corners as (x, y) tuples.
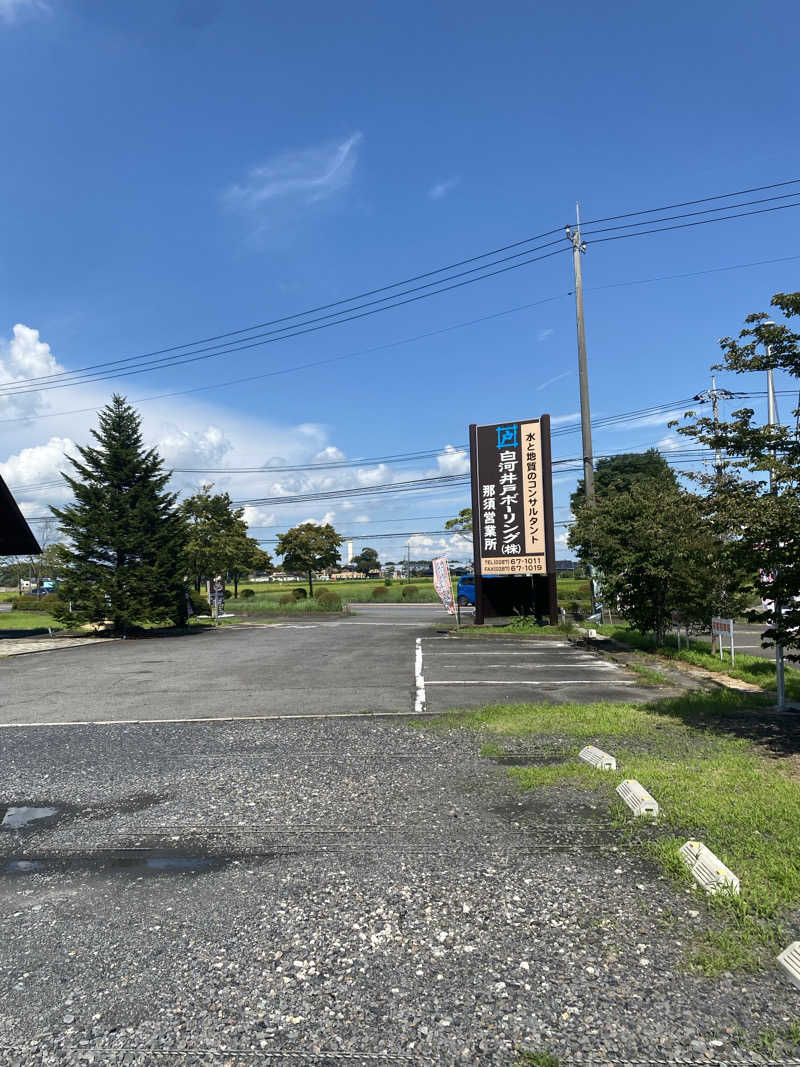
(51, 395), (188, 634)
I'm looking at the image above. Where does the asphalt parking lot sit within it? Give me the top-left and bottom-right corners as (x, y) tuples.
(0, 604), (654, 728)
(3, 605), (791, 1065)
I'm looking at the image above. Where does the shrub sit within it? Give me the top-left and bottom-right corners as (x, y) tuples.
(188, 590), (208, 616)
(292, 587), (307, 600)
(279, 594), (295, 606)
(372, 585), (390, 599)
(241, 588), (256, 599)
(384, 578), (393, 586)
(316, 590), (341, 610)
(11, 593), (61, 611)
(402, 585), (419, 600)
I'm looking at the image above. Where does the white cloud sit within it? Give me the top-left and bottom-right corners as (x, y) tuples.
(537, 328), (555, 343)
(656, 433), (681, 452)
(428, 176), (460, 201)
(157, 425), (231, 471)
(354, 514), (370, 523)
(609, 410), (686, 430)
(0, 324), (63, 420)
(312, 445), (346, 464)
(537, 370), (572, 391)
(0, 0), (48, 22)
(0, 436), (77, 516)
(408, 532), (472, 556)
(241, 505), (276, 528)
(299, 511), (336, 527)
(550, 411), (581, 426)
(436, 445), (469, 476)
(224, 133), (362, 236)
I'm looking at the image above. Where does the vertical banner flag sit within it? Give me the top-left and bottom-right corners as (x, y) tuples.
(432, 556), (455, 614)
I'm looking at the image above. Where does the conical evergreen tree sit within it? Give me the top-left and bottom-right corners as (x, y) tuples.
(51, 395), (188, 634)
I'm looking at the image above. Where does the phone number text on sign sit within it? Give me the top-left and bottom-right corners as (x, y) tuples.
(481, 554), (546, 574)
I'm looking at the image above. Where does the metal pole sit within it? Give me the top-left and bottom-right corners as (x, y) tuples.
(711, 375), (722, 475)
(764, 327), (786, 709)
(567, 206), (594, 501)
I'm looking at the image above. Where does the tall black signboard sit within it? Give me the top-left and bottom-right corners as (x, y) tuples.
(468, 414), (557, 625)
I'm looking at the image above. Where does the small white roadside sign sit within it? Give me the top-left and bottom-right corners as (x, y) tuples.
(711, 616), (735, 665)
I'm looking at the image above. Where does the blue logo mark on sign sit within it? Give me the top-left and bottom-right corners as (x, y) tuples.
(496, 424), (518, 449)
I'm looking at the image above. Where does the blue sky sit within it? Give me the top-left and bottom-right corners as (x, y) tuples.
(1, 0), (798, 562)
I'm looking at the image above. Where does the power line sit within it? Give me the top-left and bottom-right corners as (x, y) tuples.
(578, 177), (800, 226)
(4, 175), (800, 401)
(0, 228), (568, 391)
(583, 200), (800, 245)
(6, 396), (705, 496)
(582, 254), (800, 295)
(1, 249), (795, 428)
(0, 291), (569, 426)
(0, 246), (570, 398)
(580, 189), (800, 237)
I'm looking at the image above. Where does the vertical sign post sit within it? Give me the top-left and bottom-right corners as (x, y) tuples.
(469, 415), (557, 625)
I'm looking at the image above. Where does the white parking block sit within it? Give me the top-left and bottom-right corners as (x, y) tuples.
(777, 942), (800, 990)
(616, 779), (659, 817)
(578, 745), (617, 770)
(679, 840), (740, 895)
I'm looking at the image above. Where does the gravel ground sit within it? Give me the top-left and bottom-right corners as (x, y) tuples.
(0, 717), (798, 1066)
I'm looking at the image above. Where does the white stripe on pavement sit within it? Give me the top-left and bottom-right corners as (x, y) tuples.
(425, 679), (637, 686)
(414, 637), (426, 713)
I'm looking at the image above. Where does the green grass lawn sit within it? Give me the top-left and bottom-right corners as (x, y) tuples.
(425, 690), (800, 977)
(592, 622), (799, 699)
(0, 611), (66, 635)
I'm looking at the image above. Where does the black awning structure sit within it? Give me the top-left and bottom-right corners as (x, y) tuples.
(0, 475), (41, 555)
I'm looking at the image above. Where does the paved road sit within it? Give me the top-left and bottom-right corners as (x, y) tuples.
(0, 604), (653, 727)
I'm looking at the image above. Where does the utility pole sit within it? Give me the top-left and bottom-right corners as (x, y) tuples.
(566, 205), (596, 612)
(566, 205), (594, 500)
(693, 376), (733, 477)
(763, 321), (786, 709)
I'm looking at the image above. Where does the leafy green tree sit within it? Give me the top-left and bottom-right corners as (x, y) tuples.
(570, 449), (676, 512)
(276, 522), (343, 597)
(353, 546), (379, 577)
(568, 471), (748, 642)
(445, 507), (472, 532)
(677, 290), (800, 654)
(51, 395), (188, 634)
(180, 485), (272, 597)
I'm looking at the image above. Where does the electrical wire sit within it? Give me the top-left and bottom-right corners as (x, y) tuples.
(579, 189), (800, 238)
(583, 200), (800, 245)
(4, 175), (800, 399)
(0, 291), (570, 426)
(578, 177), (800, 226)
(0, 246), (570, 398)
(0, 226), (567, 391)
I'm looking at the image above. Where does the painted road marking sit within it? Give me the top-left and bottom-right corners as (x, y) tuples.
(414, 637), (426, 713)
(0, 710), (443, 730)
(425, 680), (638, 686)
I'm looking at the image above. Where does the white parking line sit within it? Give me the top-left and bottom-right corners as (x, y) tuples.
(427, 663), (620, 671)
(425, 680), (638, 686)
(423, 650), (580, 655)
(414, 637), (426, 713)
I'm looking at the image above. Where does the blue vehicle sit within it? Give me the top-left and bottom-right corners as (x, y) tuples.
(457, 575), (476, 606)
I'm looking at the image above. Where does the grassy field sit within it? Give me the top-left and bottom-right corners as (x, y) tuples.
(0, 611), (65, 635)
(591, 622), (800, 700)
(425, 691), (800, 979)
